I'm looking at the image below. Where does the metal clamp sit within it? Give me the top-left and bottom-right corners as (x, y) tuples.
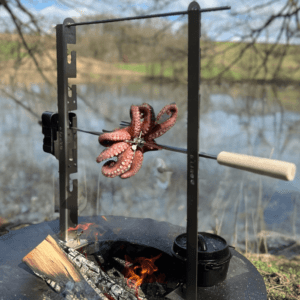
(41, 111), (77, 160)
(41, 111), (59, 159)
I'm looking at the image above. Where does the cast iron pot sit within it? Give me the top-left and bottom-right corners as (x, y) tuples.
(171, 232), (235, 287)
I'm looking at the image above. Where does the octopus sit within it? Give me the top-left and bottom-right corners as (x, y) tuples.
(96, 102), (178, 179)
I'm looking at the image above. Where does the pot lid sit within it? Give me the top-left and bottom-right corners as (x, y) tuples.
(172, 232), (231, 261)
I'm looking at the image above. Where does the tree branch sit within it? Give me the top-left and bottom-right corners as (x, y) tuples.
(2, 0), (52, 86)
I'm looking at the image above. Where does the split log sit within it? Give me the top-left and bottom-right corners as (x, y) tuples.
(22, 234), (140, 300)
(22, 234), (108, 299)
(22, 234), (82, 283)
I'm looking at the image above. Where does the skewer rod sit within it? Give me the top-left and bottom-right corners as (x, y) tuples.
(70, 127), (103, 136)
(70, 126), (296, 181)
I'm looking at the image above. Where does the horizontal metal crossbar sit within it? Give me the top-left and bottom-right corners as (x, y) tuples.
(65, 5), (231, 27)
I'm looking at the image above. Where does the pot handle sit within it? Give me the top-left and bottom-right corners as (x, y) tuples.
(203, 252), (232, 271)
(198, 234), (207, 251)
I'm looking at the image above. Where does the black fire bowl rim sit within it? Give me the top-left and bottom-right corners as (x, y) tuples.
(0, 215), (267, 300)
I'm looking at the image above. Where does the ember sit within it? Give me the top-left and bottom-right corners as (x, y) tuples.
(122, 253), (167, 300)
(67, 222), (105, 242)
(67, 222), (97, 233)
(104, 292), (116, 300)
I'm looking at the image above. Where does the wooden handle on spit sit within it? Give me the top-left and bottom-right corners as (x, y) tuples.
(217, 152), (296, 181)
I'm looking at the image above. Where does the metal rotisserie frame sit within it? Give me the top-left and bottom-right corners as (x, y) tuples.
(43, 2), (231, 299)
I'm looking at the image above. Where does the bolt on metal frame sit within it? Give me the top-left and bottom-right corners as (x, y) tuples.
(54, 2), (231, 299)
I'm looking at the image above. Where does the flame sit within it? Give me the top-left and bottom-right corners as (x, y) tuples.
(67, 222), (103, 240)
(94, 231), (103, 243)
(0, 216), (8, 227)
(68, 223), (96, 232)
(122, 253), (167, 300)
(102, 216), (108, 221)
(94, 232), (99, 242)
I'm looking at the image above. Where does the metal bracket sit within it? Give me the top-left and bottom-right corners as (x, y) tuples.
(41, 111), (77, 213)
(56, 17), (78, 241)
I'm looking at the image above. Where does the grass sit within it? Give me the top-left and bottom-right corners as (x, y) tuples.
(2, 33), (300, 92)
(240, 252), (300, 299)
(0, 40), (28, 61)
(2, 33), (300, 84)
(114, 41), (300, 84)
(212, 219), (300, 300)
(212, 178), (300, 299)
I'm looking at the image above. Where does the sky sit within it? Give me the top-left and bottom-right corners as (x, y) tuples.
(0, 0), (299, 44)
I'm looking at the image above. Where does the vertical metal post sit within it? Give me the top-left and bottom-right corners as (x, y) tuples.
(56, 18), (78, 242)
(187, 2), (200, 300)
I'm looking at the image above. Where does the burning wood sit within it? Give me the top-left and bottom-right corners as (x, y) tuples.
(67, 222), (106, 247)
(121, 253), (167, 300)
(22, 232), (144, 300)
(57, 239), (141, 300)
(21, 222), (175, 300)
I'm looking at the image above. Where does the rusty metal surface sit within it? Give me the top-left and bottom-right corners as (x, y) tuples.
(0, 216), (266, 299)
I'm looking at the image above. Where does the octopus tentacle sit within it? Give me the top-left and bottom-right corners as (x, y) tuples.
(146, 104), (178, 141)
(138, 103), (156, 136)
(125, 105), (142, 138)
(99, 129), (131, 147)
(96, 102), (178, 179)
(96, 142), (129, 163)
(120, 149), (144, 179)
(100, 160), (117, 178)
(156, 103), (178, 122)
(101, 147), (135, 178)
(141, 141), (163, 154)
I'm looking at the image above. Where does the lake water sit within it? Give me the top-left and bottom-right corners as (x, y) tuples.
(1, 79), (300, 254)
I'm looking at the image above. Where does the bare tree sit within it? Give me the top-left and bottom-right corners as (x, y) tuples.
(214, 0), (300, 83)
(0, 0), (187, 111)
(0, 0), (51, 84)
(4, 0), (299, 85)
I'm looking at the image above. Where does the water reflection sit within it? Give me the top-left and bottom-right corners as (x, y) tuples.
(0, 80), (300, 254)
(264, 192), (295, 225)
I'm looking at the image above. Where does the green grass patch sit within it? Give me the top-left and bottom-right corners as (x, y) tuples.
(115, 41), (300, 84)
(0, 40), (29, 61)
(89, 73), (100, 79)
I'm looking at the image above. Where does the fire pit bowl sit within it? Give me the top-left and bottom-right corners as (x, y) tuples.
(171, 232), (233, 287)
